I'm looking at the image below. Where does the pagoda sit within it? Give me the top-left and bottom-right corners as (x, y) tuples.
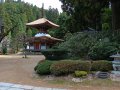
(26, 6), (63, 51)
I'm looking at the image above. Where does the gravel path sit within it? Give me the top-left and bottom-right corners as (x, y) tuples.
(0, 55), (46, 86)
(0, 54), (67, 89)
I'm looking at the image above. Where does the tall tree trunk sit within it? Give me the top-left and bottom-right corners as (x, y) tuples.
(111, 0), (120, 31)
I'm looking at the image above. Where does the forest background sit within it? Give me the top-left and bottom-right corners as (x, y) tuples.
(0, 0), (120, 60)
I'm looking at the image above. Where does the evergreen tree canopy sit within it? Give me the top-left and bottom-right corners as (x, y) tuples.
(59, 0), (120, 32)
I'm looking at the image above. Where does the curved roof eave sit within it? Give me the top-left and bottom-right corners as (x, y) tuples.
(26, 18), (59, 28)
(27, 36), (64, 42)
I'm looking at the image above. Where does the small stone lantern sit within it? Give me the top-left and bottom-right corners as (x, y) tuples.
(110, 52), (120, 71)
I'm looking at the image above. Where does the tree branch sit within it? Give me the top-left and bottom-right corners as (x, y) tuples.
(0, 24), (18, 42)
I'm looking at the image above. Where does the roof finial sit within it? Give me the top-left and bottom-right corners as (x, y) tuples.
(117, 52), (119, 55)
(41, 3), (44, 18)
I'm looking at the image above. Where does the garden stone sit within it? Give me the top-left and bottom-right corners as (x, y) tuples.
(72, 78), (83, 82)
(88, 74), (93, 80)
(96, 71), (109, 79)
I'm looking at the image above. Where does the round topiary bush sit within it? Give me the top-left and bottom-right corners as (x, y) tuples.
(35, 60), (53, 75)
(74, 71), (87, 78)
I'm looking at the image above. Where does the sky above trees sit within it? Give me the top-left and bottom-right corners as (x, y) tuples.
(22, 0), (62, 12)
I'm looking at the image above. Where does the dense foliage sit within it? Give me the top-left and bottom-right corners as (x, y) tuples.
(34, 60), (53, 75)
(35, 60), (113, 76)
(91, 60), (113, 72)
(59, 0), (109, 32)
(0, 1), (40, 51)
(59, 0), (120, 31)
(58, 32), (120, 60)
(49, 12), (69, 39)
(88, 40), (118, 60)
(2, 47), (7, 54)
(41, 49), (68, 60)
(50, 60), (91, 76)
(0, 0), (120, 60)
(59, 32), (96, 59)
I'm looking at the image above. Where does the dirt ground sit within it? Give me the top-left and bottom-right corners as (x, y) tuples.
(0, 54), (120, 90)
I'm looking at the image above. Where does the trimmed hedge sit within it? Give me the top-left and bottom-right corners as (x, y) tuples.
(41, 49), (68, 60)
(91, 60), (113, 72)
(50, 60), (91, 76)
(34, 60), (113, 76)
(34, 60), (53, 75)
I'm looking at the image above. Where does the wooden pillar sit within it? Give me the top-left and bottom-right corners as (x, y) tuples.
(45, 43), (47, 49)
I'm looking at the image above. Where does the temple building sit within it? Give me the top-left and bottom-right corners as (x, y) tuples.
(26, 18), (63, 51)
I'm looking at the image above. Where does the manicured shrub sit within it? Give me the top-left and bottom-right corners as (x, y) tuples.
(91, 60), (113, 72)
(50, 60), (75, 76)
(41, 49), (68, 60)
(35, 60), (53, 75)
(34, 65), (38, 71)
(50, 60), (91, 76)
(2, 47), (7, 55)
(74, 71), (87, 78)
(34, 60), (45, 71)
